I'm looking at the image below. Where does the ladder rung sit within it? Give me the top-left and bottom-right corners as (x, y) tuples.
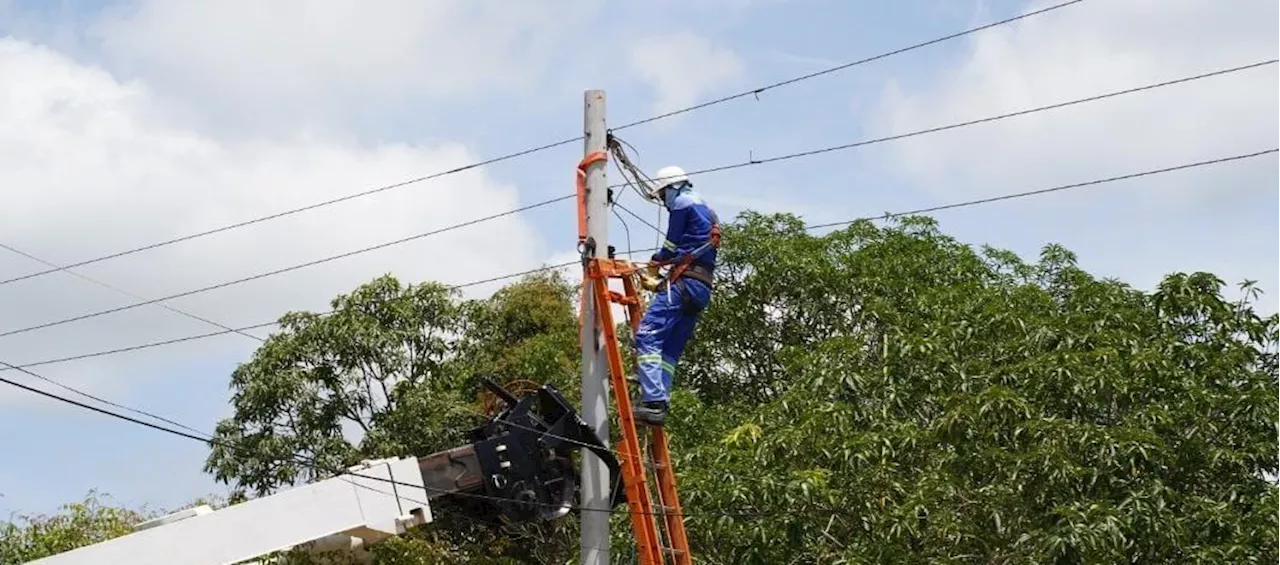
(662, 547), (686, 555)
(643, 461), (667, 470)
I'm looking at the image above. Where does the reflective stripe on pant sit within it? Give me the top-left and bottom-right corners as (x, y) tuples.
(635, 278), (712, 403)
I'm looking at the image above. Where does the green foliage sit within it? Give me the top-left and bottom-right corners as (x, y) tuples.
(201, 268), (587, 563)
(451, 269), (583, 398)
(18, 213), (1277, 564)
(673, 213), (1278, 564)
(0, 491), (148, 563)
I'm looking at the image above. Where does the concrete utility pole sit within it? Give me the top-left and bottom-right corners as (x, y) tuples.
(580, 89), (611, 565)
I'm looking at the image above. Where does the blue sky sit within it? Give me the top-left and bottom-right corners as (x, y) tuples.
(0, 0), (1275, 518)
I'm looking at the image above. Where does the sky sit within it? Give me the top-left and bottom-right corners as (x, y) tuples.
(0, 0), (1276, 518)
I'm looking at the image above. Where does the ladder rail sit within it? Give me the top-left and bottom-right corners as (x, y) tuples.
(589, 261), (664, 565)
(650, 429), (692, 565)
(589, 258), (695, 565)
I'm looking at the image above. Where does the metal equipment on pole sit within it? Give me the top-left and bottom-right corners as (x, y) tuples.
(26, 379), (624, 565)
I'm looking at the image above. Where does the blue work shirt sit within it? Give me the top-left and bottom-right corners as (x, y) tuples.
(653, 185), (717, 269)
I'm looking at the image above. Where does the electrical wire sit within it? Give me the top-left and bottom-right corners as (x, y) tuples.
(0, 195), (575, 340)
(611, 0), (1087, 131)
(8, 146), (1274, 372)
(475, 147), (1280, 512)
(1, 364), (210, 438)
(608, 136), (666, 251)
(0, 242), (265, 343)
(6, 147), (1271, 460)
(8, 59), (1258, 343)
(493, 150), (1280, 459)
(611, 206), (635, 259)
(0, 320), (282, 372)
(0, 361), (216, 443)
(621, 150), (1280, 235)
(608, 153), (642, 259)
(0, 138), (583, 288)
(0, 1), (1086, 290)
(0, 256), (585, 441)
(0, 355), (774, 519)
(2, 147), (1274, 523)
(614, 203), (662, 236)
(804, 149), (1279, 230)
(0, 257), (626, 542)
(610, 59), (1279, 190)
(0, 247), (692, 519)
(1, 257), (586, 371)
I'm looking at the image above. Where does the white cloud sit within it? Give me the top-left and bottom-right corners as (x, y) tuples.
(870, 0), (1278, 210)
(629, 31), (745, 118)
(0, 37), (554, 406)
(864, 0), (1278, 312)
(62, 0), (600, 133)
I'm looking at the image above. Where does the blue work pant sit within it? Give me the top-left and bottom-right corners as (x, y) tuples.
(635, 278), (712, 403)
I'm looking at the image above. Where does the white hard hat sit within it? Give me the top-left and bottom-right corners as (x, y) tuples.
(647, 165), (689, 200)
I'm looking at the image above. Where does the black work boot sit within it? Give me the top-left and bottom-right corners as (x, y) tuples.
(633, 400), (669, 426)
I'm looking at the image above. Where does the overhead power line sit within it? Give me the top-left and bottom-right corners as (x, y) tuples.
(0, 354), (769, 519)
(0, 0), (1086, 289)
(804, 148), (1279, 230)
(0, 138), (580, 288)
(0, 360), (211, 438)
(0, 320), (280, 371)
(0, 256), (585, 466)
(0, 254), (582, 425)
(8, 148), (1273, 373)
(0, 356), (775, 520)
(6, 146), (1270, 465)
(1, 146), (1273, 522)
(0, 258), (581, 372)
(610, 0), (1086, 130)
(612, 148), (1278, 238)
(0, 196), (574, 340)
(614, 202), (662, 236)
(576, 153), (1280, 467)
(0, 242), (265, 343)
(0, 360), (215, 443)
(6, 59), (1265, 342)
(612, 59), (1279, 190)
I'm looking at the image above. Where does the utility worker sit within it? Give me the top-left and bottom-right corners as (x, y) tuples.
(633, 165), (718, 426)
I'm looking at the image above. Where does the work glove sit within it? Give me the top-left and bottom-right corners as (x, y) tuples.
(639, 263), (662, 291)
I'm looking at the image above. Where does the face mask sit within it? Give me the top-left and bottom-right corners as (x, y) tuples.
(663, 182), (687, 208)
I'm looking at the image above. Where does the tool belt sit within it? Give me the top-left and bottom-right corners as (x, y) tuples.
(661, 263), (713, 292)
(677, 263), (714, 287)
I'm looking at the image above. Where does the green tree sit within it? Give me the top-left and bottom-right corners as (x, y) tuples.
(202, 212), (1277, 564)
(671, 213), (1278, 564)
(0, 491), (147, 563)
(203, 276), (466, 495)
(20, 212), (1274, 564)
(203, 269), (586, 563)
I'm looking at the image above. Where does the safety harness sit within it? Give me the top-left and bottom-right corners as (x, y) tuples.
(655, 208), (720, 289)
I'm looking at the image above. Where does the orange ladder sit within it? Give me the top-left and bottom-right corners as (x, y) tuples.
(585, 257), (693, 565)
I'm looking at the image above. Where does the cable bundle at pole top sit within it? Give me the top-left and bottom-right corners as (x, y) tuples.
(0, 0), (1276, 530)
